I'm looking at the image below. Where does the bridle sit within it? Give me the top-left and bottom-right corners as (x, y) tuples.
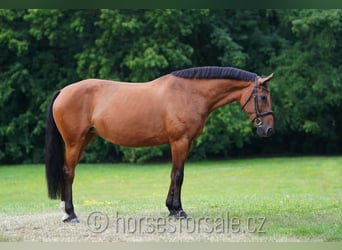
(241, 77), (273, 126)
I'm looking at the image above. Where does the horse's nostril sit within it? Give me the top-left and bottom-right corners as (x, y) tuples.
(266, 127), (273, 136)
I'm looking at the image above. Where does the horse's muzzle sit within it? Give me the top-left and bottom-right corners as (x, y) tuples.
(256, 125), (274, 137)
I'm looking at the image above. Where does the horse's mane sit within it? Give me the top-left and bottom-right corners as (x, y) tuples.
(171, 66), (256, 81)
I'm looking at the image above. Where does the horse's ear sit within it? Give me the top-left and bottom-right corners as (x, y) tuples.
(258, 73), (274, 85)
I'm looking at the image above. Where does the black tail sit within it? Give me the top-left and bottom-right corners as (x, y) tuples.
(45, 90), (64, 199)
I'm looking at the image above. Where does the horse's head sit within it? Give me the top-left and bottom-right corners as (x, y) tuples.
(241, 74), (274, 137)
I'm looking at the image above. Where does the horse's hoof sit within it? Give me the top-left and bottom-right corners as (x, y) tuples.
(169, 210), (187, 219)
(62, 216), (80, 223)
(177, 210), (188, 219)
(69, 218), (80, 223)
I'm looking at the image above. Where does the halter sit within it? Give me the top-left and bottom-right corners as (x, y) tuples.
(241, 77), (273, 126)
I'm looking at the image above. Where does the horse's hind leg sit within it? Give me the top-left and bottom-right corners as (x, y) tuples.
(60, 144), (81, 223)
(61, 130), (95, 223)
(61, 130), (95, 222)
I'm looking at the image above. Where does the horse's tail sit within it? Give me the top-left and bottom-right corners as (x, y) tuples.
(45, 90), (64, 200)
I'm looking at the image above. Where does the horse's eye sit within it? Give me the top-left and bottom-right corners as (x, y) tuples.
(260, 95), (267, 101)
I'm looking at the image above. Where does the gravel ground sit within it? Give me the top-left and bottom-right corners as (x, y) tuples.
(0, 212), (318, 242)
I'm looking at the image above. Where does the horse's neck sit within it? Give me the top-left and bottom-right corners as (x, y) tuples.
(193, 78), (252, 112)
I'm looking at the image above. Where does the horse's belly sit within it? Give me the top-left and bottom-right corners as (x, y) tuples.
(90, 82), (172, 147)
(93, 116), (169, 147)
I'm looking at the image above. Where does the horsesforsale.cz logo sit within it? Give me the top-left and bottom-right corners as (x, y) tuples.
(86, 211), (266, 234)
(87, 211), (109, 233)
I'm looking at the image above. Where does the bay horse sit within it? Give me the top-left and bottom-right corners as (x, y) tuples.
(45, 66), (274, 222)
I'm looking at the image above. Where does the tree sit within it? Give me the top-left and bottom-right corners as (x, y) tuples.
(268, 9), (342, 154)
(1, 9), (341, 164)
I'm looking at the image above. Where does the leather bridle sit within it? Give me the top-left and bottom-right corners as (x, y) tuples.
(241, 77), (273, 126)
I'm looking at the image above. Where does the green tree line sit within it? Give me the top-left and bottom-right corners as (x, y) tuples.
(1, 9), (341, 164)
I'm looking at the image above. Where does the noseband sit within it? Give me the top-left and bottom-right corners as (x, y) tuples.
(241, 77), (273, 126)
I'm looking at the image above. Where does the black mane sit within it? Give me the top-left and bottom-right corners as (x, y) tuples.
(171, 66), (256, 81)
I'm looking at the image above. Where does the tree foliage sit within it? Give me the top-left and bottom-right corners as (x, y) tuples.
(0, 9), (341, 164)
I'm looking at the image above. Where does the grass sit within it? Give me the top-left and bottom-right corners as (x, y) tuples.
(0, 156), (341, 241)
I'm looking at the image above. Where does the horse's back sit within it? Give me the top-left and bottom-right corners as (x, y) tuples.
(53, 77), (173, 147)
(54, 78), (158, 115)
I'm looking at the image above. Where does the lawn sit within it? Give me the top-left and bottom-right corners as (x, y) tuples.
(0, 156), (341, 242)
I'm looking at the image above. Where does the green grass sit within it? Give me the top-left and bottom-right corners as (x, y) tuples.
(0, 156), (341, 241)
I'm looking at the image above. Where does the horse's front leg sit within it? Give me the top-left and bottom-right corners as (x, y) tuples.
(166, 138), (190, 219)
(166, 166), (186, 218)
